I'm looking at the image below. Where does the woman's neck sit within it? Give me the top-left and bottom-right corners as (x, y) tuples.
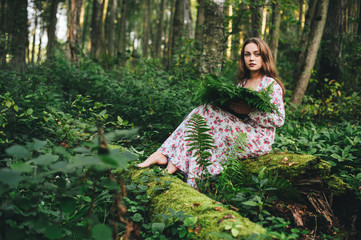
(249, 71), (263, 81)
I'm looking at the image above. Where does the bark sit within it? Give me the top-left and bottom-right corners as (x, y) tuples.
(101, 0), (109, 45)
(68, 0), (82, 62)
(195, 0), (205, 43)
(38, 24), (43, 63)
(155, 0), (165, 58)
(108, 0), (117, 57)
(269, 0), (281, 63)
(127, 168), (266, 239)
(47, 0), (58, 58)
(81, 0), (90, 51)
(10, 0), (28, 66)
(90, 0), (104, 59)
(231, 3), (246, 61)
(346, 0), (360, 35)
(0, 0), (6, 64)
(170, 0), (184, 64)
(199, 0), (225, 75)
(31, 7), (38, 64)
(117, 0), (127, 61)
(164, 0), (175, 67)
(184, 0), (193, 39)
(295, 0), (317, 78)
(297, 0), (305, 38)
(250, 0), (263, 38)
(142, 0), (151, 58)
(318, 0), (346, 83)
(291, 0), (330, 104)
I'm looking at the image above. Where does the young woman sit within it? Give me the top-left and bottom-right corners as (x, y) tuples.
(138, 38), (285, 188)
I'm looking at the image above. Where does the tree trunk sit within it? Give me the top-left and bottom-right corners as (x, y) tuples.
(199, 0), (225, 75)
(231, 3), (246, 61)
(195, 0), (205, 43)
(47, 0), (58, 58)
(291, 0), (330, 104)
(295, 0), (318, 77)
(90, 0), (104, 59)
(68, 0), (82, 62)
(117, 0), (127, 62)
(31, 6), (37, 64)
(155, 0), (165, 58)
(269, 0), (281, 63)
(184, 0), (193, 39)
(101, 0), (109, 50)
(250, 0), (263, 38)
(10, 0), (28, 66)
(142, 0), (151, 58)
(297, 0), (305, 38)
(107, 0), (117, 57)
(318, 0), (346, 83)
(81, 0), (90, 52)
(170, 0), (184, 65)
(38, 24), (43, 63)
(0, 0), (6, 64)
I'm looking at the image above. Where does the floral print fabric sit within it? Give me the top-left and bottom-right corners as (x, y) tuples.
(158, 76), (285, 187)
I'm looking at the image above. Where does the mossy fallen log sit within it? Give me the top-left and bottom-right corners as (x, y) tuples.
(126, 168), (266, 239)
(241, 153), (351, 196)
(238, 153), (354, 231)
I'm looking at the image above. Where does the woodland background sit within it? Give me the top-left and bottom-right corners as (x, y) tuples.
(1, 0), (361, 239)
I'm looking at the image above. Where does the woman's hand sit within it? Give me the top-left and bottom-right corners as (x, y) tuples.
(228, 101), (252, 114)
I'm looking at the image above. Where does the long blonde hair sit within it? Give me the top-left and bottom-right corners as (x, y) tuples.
(238, 38), (285, 97)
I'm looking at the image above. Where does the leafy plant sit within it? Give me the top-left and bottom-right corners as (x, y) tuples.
(185, 113), (215, 191)
(0, 136), (138, 240)
(149, 207), (199, 240)
(196, 74), (278, 114)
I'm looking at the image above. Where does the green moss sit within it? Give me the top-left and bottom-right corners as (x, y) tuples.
(128, 167), (266, 239)
(242, 154), (330, 179)
(324, 175), (352, 196)
(241, 153), (351, 195)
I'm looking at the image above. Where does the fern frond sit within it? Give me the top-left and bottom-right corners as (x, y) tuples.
(185, 114), (215, 177)
(196, 74), (278, 114)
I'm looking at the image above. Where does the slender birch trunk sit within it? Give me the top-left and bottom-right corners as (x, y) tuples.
(291, 0), (330, 104)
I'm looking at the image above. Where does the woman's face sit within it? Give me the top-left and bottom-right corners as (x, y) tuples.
(244, 43), (263, 73)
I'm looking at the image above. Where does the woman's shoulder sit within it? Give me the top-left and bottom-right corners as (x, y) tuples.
(260, 76), (275, 88)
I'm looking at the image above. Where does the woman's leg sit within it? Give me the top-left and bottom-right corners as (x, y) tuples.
(164, 161), (178, 174)
(137, 151), (168, 167)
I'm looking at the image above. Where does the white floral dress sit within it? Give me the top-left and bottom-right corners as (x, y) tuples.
(158, 76), (285, 187)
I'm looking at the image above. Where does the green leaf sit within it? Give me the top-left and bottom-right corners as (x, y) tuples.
(5, 145), (31, 159)
(31, 153), (59, 166)
(0, 168), (22, 188)
(242, 200), (258, 207)
(60, 197), (77, 214)
(131, 213), (144, 222)
(152, 222), (165, 234)
(91, 224), (112, 240)
(44, 225), (63, 239)
(26, 108), (33, 115)
(231, 228), (240, 237)
(184, 216), (198, 226)
(10, 161), (34, 173)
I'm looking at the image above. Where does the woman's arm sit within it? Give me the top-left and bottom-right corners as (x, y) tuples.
(248, 80), (285, 128)
(228, 101), (252, 114)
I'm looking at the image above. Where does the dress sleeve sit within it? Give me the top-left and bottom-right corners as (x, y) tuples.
(248, 80), (285, 128)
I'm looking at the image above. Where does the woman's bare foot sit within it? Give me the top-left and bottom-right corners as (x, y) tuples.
(163, 161), (178, 174)
(138, 151), (168, 168)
